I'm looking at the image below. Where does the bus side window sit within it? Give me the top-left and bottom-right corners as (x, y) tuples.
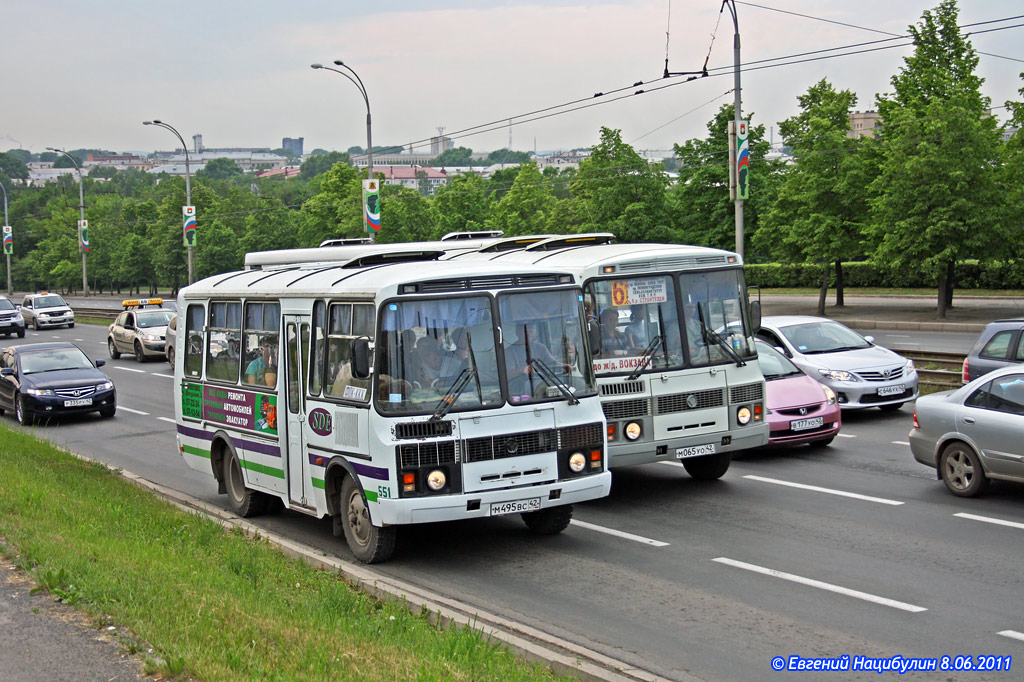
(309, 300), (326, 396)
(185, 304), (205, 378)
(325, 302), (373, 402)
(206, 301), (241, 383)
(243, 301), (280, 388)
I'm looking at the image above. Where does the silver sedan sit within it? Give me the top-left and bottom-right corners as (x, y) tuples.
(756, 316), (918, 411)
(910, 365), (1024, 497)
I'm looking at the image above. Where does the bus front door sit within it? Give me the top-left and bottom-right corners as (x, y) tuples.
(284, 317), (312, 507)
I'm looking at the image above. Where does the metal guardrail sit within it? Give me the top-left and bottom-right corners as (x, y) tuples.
(892, 347), (964, 390)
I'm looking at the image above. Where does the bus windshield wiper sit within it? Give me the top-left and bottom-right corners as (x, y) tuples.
(698, 310), (746, 367)
(429, 367), (474, 421)
(528, 358), (579, 405)
(627, 334), (664, 381)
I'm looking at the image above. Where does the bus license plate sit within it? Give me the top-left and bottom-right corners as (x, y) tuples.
(676, 443), (716, 459)
(878, 384), (905, 397)
(489, 498), (541, 516)
(64, 398), (93, 407)
(791, 417), (823, 432)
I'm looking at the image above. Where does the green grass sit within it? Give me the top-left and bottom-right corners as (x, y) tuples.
(757, 287), (1024, 297)
(0, 429), (573, 682)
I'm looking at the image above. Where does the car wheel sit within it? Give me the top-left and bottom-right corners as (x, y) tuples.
(15, 393), (31, 425)
(879, 403), (902, 412)
(167, 346), (175, 368)
(223, 448), (268, 517)
(340, 476), (396, 563)
(522, 505), (573, 535)
(134, 341), (146, 363)
(108, 338), (121, 359)
(16, 329), (24, 338)
(99, 405), (116, 418)
(940, 442), (988, 497)
(32, 319), (39, 331)
(683, 452), (732, 480)
(67, 323), (74, 329)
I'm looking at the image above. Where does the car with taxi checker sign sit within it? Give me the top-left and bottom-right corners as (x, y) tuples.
(0, 341), (115, 424)
(20, 292), (74, 330)
(108, 299), (175, 362)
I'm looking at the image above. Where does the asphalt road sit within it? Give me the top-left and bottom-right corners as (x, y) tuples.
(9, 323), (1023, 681)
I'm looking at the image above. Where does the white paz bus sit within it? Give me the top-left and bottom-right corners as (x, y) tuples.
(173, 250), (610, 562)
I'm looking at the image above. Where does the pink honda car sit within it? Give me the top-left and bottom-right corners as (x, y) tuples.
(756, 340), (842, 447)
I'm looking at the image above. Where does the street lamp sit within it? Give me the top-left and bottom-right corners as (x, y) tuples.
(724, 0), (745, 259)
(144, 119), (194, 284)
(45, 147), (88, 296)
(0, 179), (10, 294)
(311, 60), (376, 239)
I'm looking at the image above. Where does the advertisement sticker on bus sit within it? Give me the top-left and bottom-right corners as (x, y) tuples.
(592, 355), (647, 373)
(182, 382), (278, 435)
(611, 278), (668, 306)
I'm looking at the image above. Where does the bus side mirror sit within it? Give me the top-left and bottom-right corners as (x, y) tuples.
(351, 337), (371, 379)
(749, 300), (761, 333)
(588, 323), (602, 355)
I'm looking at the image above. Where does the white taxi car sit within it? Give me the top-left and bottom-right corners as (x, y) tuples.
(21, 292), (75, 330)
(107, 299), (175, 362)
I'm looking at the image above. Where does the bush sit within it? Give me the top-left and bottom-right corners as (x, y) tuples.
(744, 260), (1024, 289)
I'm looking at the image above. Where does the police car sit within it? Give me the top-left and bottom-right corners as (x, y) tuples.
(107, 299), (175, 362)
(21, 292), (75, 330)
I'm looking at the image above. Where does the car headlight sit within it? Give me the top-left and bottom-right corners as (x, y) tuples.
(904, 359), (915, 373)
(143, 333), (160, 342)
(568, 452), (586, 473)
(97, 381), (114, 391)
(737, 406), (752, 425)
(13, 314), (22, 322)
(823, 386), (837, 405)
(25, 388), (54, 397)
(818, 369), (857, 382)
(426, 469), (446, 491)
(624, 421), (642, 441)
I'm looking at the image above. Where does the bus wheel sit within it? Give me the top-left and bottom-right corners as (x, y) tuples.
(340, 476), (395, 563)
(223, 448), (267, 517)
(522, 504), (573, 535)
(683, 452), (732, 480)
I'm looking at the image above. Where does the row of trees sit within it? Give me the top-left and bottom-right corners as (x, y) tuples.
(0, 1), (1019, 315)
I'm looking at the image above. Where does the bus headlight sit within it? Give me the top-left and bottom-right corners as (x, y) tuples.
(624, 421), (642, 440)
(426, 469), (446, 491)
(568, 452), (586, 473)
(737, 406), (752, 425)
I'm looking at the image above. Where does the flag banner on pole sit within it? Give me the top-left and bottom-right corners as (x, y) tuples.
(2, 226), (11, 256)
(736, 120), (750, 200)
(78, 219), (89, 252)
(363, 179), (380, 233)
(183, 205), (197, 247)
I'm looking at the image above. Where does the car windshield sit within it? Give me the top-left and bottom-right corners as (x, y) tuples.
(0, 299), (14, 311)
(20, 348), (93, 374)
(136, 310), (174, 328)
(34, 295), (67, 308)
(780, 321), (872, 354)
(377, 295), (503, 415)
(755, 341), (804, 379)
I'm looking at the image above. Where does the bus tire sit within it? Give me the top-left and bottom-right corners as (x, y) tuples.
(522, 504), (573, 535)
(340, 476), (395, 563)
(683, 452), (731, 480)
(223, 448), (267, 517)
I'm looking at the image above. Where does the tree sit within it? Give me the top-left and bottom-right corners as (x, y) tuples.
(197, 158), (245, 181)
(754, 79), (871, 313)
(195, 219), (240, 278)
(997, 75), (1024, 252)
(298, 161), (362, 246)
(0, 152), (28, 180)
(671, 105), (782, 254)
(238, 202), (299, 254)
(52, 152), (83, 169)
(486, 149), (531, 165)
(433, 147), (475, 166)
(377, 185), (436, 243)
(300, 151), (350, 180)
(431, 173), (491, 236)
(485, 162), (555, 236)
(4, 149), (31, 164)
(867, 0), (1004, 317)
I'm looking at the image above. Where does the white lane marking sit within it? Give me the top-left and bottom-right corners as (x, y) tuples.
(886, 334), (912, 338)
(891, 440), (910, 445)
(151, 372), (175, 379)
(114, 366), (146, 374)
(743, 475), (904, 506)
(713, 557), (927, 613)
(570, 520), (669, 547)
(838, 433), (856, 438)
(954, 512), (1024, 531)
(51, 335), (60, 339)
(998, 630), (1024, 642)
(74, 338), (83, 341)
(117, 406), (150, 415)
(157, 416), (176, 424)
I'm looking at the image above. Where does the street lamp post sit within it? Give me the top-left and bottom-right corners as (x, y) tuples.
(144, 120), (194, 284)
(46, 147), (88, 295)
(724, 0), (745, 259)
(310, 60), (375, 240)
(0, 180), (10, 294)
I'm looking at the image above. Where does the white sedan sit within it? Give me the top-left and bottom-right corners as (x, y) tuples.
(756, 315), (918, 411)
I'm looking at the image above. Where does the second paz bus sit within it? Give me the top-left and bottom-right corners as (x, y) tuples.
(172, 249), (610, 563)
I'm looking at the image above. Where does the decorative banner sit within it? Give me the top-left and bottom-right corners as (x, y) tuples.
(183, 205), (197, 247)
(78, 219), (89, 252)
(733, 120), (750, 200)
(2, 226), (11, 256)
(363, 179), (380, 233)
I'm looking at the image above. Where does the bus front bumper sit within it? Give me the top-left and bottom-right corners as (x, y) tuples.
(607, 423), (768, 469)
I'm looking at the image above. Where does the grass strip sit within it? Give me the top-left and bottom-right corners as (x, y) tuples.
(0, 428), (572, 682)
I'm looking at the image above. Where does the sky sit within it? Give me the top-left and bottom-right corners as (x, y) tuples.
(2, 1), (1022, 157)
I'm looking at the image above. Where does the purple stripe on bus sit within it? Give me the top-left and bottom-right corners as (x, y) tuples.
(176, 423), (280, 458)
(352, 462), (389, 481)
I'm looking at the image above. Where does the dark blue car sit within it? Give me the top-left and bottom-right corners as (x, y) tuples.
(0, 342), (116, 424)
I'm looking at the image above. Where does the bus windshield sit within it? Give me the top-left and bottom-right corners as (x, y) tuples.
(679, 269), (754, 367)
(378, 295), (503, 415)
(498, 288), (596, 404)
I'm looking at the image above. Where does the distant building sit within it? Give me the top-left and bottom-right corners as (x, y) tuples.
(377, 166), (448, 195)
(848, 110), (881, 139)
(192, 134), (203, 153)
(1001, 126), (1019, 142)
(430, 135), (454, 155)
(282, 137), (304, 156)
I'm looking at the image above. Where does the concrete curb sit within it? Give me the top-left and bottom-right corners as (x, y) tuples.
(840, 318), (987, 334)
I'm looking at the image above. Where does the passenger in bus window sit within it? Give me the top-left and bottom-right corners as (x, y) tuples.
(625, 305), (648, 349)
(410, 336), (443, 390)
(504, 320), (559, 397)
(598, 309), (628, 356)
(245, 337), (278, 385)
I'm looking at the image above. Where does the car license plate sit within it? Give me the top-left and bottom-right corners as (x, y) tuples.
(791, 416), (823, 431)
(489, 498), (541, 516)
(878, 384), (905, 397)
(676, 443), (716, 459)
(63, 398), (93, 407)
